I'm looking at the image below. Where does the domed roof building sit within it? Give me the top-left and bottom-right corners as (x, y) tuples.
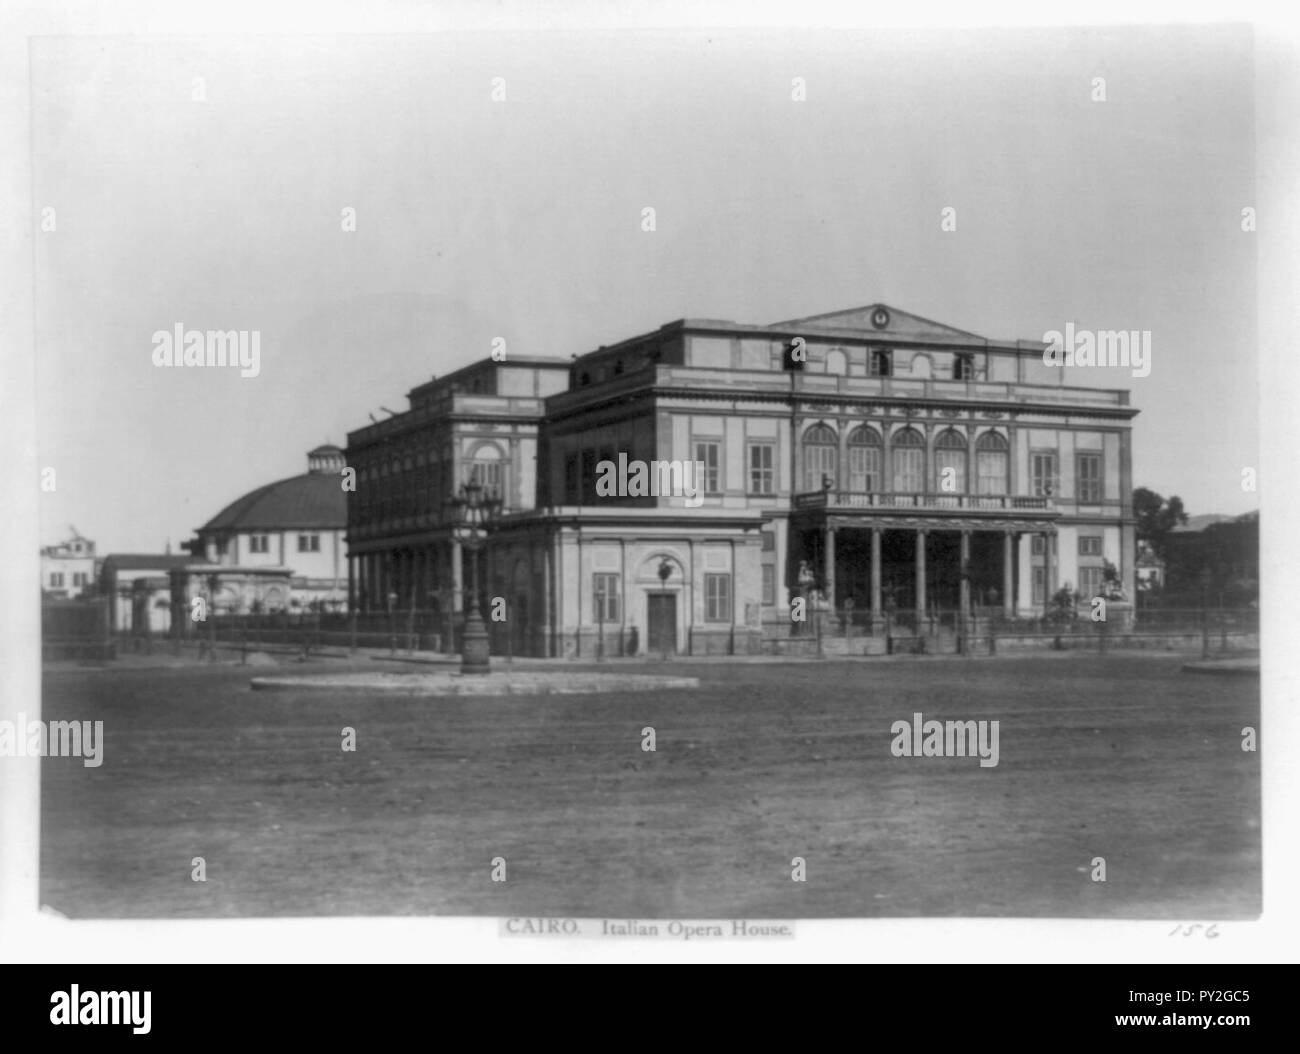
(185, 445), (349, 613)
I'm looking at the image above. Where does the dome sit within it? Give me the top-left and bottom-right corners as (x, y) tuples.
(201, 450), (347, 531)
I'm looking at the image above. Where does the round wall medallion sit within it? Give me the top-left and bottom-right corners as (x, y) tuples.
(871, 307), (890, 329)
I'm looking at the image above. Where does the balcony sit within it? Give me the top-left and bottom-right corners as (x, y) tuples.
(793, 491), (1054, 514)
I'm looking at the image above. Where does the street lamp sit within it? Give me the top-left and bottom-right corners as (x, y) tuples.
(447, 479), (502, 674)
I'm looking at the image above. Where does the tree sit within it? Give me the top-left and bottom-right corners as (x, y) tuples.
(1133, 488), (1188, 556)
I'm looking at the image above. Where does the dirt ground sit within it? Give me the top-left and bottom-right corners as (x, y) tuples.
(37, 654), (1260, 919)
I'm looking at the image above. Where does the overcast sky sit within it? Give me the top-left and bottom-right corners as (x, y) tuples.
(32, 24), (1257, 552)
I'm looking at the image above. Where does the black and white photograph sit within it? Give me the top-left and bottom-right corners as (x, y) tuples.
(2, 0), (1297, 976)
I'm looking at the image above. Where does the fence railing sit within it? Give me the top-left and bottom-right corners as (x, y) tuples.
(755, 606), (1258, 658)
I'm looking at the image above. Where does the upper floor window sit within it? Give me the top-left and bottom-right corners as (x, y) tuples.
(73, 572), (88, 587)
(564, 454), (579, 504)
(891, 427), (925, 493)
(748, 443), (775, 495)
(870, 349), (892, 377)
(953, 354), (975, 381)
(467, 444), (507, 501)
(933, 428), (968, 493)
(803, 424), (838, 492)
(847, 426), (882, 492)
(694, 441), (721, 494)
(1030, 452), (1059, 498)
(1078, 535), (1104, 557)
(49, 572), (64, 587)
(1076, 452), (1103, 503)
(249, 534), (270, 554)
(976, 432), (1009, 495)
(298, 533), (320, 553)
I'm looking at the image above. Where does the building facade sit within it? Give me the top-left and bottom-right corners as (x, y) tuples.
(186, 445), (350, 613)
(41, 529), (96, 599)
(345, 304), (1138, 655)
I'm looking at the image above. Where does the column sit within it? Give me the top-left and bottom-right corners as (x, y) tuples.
(1003, 531), (1015, 617)
(915, 528), (927, 618)
(959, 529), (971, 616)
(870, 526), (882, 626)
(451, 537), (463, 614)
(825, 524), (837, 610)
(541, 539), (554, 657)
(965, 426), (976, 502)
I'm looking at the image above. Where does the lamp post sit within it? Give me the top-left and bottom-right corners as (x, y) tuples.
(447, 480), (501, 674)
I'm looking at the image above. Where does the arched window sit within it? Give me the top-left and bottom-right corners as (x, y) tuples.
(467, 443), (507, 501)
(803, 424), (838, 492)
(891, 427), (925, 493)
(953, 354), (975, 381)
(870, 349), (892, 377)
(825, 348), (848, 376)
(934, 428), (967, 493)
(847, 426), (882, 492)
(976, 432), (1009, 495)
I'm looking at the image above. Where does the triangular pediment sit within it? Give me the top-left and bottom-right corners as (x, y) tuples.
(771, 303), (985, 342)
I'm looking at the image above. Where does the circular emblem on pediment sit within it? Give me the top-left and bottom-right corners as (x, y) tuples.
(871, 307), (890, 329)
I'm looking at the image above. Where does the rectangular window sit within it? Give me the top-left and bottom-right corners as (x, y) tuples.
(892, 447), (925, 493)
(934, 449), (966, 494)
(564, 455), (579, 504)
(761, 529), (775, 552)
(50, 572), (64, 587)
(1030, 452), (1059, 498)
(748, 442), (775, 494)
(762, 565), (775, 605)
(73, 572), (87, 587)
(593, 573), (621, 622)
(1078, 567), (1104, 599)
(848, 442), (881, 492)
(704, 573), (731, 622)
(1078, 535), (1103, 557)
(250, 535), (269, 554)
(1033, 566), (1046, 604)
(298, 534), (321, 553)
(1076, 452), (1103, 503)
(470, 459), (505, 501)
(976, 449), (1008, 495)
(695, 441), (721, 494)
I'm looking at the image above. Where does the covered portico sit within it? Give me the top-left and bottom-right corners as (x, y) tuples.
(790, 492), (1060, 626)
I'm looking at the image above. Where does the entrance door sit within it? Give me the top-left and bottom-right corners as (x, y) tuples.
(647, 593), (676, 654)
